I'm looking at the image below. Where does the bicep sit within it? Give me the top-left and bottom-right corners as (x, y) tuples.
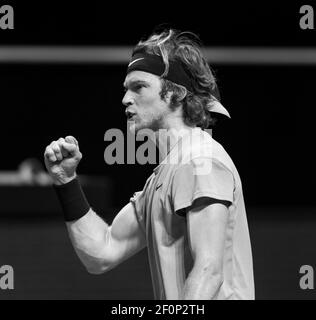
(66, 204), (146, 273)
(187, 200), (229, 267)
(108, 202), (146, 264)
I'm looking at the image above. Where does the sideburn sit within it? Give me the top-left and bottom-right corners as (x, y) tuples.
(160, 86), (187, 112)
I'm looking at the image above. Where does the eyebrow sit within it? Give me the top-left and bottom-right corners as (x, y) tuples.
(123, 79), (149, 89)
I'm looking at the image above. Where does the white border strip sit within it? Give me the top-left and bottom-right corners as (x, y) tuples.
(0, 46), (316, 65)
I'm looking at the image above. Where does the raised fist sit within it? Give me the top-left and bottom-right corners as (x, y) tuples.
(44, 136), (82, 185)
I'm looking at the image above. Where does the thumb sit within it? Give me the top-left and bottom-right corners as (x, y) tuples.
(65, 136), (79, 147)
(61, 142), (78, 156)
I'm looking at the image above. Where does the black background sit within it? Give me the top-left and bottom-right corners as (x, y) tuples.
(0, 2), (315, 46)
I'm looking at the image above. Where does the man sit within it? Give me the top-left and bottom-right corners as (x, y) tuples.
(44, 29), (255, 300)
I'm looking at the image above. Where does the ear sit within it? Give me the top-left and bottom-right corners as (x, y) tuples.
(171, 87), (188, 105)
(178, 87), (188, 101)
(164, 90), (173, 104)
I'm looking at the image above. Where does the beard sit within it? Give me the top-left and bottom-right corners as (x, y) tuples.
(128, 112), (166, 134)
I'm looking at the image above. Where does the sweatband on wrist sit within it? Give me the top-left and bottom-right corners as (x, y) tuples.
(53, 177), (90, 222)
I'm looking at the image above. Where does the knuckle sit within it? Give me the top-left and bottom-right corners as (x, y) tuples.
(50, 142), (57, 150)
(52, 145), (60, 153)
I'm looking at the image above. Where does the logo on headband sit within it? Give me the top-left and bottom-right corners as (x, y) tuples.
(127, 51), (194, 92)
(128, 57), (145, 67)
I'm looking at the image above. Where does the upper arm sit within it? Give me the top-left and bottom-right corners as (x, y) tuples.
(66, 203), (146, 274)
(103, 186), (148, 270)
(106, 202), (147, 267)
(187, 200), (229, 270)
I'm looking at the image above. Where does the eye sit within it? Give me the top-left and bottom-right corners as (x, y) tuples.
(133, 84), (143, 92)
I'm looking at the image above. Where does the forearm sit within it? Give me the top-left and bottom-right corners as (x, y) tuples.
(182, 264), (223, 300)
(54, 178), (145, 274)
(53, 177), (113, 273)
(66, 209), (113, 274)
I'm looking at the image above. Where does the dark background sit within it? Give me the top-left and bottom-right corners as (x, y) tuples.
(0, 2), (315, 46)
(0, 1), (316, 300)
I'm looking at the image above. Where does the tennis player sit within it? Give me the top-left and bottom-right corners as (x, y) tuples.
(44, 28), (255, 300)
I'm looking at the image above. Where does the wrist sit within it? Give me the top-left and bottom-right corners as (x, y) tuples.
(53, 174), (77, 186)
(53, 176), (90, 221)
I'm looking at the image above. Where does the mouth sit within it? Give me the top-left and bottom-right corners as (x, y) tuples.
(126, 111), (136, 121)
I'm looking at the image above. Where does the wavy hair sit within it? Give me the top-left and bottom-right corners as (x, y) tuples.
(133, 28), (219, 128)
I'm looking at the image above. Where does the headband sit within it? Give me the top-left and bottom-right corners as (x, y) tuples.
(127, 50), (194, 92)
(126, 49), (231, 118)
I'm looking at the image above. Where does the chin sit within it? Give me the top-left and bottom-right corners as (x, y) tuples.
(127, 122), (136, 134)
(128, 118), (161, 135)
(128, 120), (147, 133)
(128, 120), (143, 134)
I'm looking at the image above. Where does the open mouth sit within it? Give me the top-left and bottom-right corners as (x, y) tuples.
(126, 111), (136, 121)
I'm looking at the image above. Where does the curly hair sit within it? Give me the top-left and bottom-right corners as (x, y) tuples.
(132, 28), (219, 129)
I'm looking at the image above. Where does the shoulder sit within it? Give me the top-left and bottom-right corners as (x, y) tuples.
(178, 129), (235, 173)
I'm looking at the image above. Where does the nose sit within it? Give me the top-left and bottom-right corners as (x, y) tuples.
(122, 90), (133, 107)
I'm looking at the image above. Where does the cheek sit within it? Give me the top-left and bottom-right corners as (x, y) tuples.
(138, 94), (158, 108)
(137, 95), (165, 116)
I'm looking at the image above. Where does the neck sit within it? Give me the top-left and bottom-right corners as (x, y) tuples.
(154, 115), (195, 161)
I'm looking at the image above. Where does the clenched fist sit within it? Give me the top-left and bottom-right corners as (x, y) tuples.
(44, 136), (82, 185)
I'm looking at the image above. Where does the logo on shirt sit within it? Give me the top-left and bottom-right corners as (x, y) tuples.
(155, 183), (163, 190)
